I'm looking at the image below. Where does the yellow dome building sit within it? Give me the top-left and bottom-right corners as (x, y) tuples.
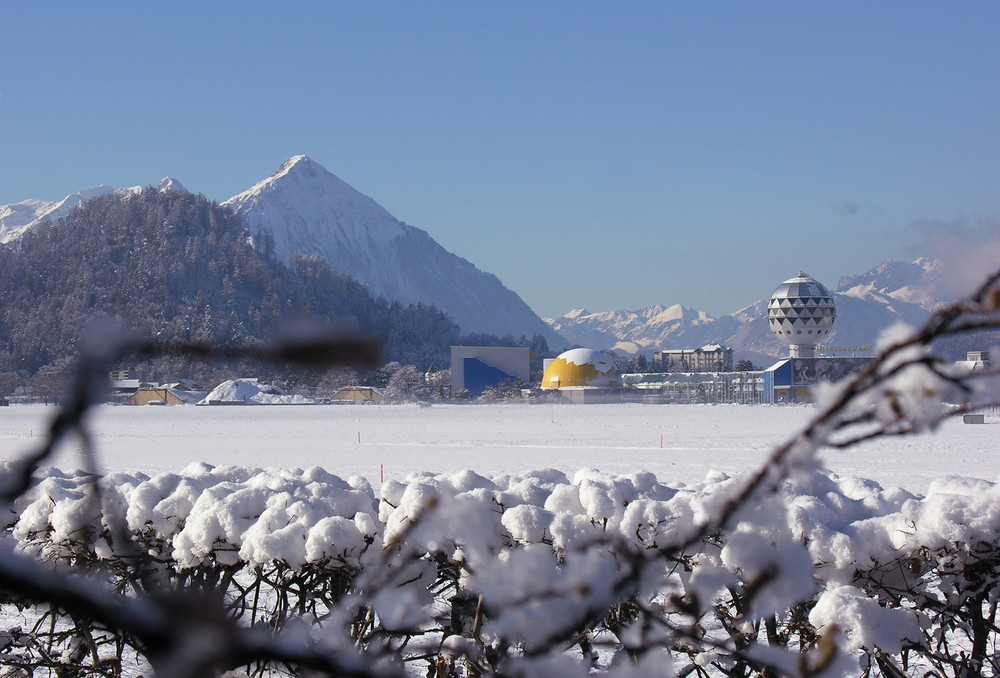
(541, 348), (621, 391)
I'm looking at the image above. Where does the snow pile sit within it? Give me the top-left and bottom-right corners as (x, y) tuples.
(198, 379), (316, 405)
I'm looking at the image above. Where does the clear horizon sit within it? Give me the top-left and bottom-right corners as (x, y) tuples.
(2, 3), (997, 318)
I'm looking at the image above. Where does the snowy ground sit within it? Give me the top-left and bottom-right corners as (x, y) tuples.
(1, 401), (998, 676)
(1, 402), (996, 495)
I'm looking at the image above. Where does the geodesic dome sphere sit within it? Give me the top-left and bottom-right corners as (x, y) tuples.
(767, 272), (836, 347)
(541, 348), (621, 390)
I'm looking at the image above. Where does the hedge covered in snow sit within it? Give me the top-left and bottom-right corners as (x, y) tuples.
(4, 460), (1000, 677)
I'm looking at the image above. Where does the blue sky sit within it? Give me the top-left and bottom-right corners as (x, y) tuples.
(1, 3), (997, 318)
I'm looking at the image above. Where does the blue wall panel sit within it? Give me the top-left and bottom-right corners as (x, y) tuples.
(464, 358), (516, 396)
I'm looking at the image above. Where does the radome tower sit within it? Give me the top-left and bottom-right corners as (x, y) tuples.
(767, 272), (836, 358)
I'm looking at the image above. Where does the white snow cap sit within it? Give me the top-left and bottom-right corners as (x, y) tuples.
(559, 348), (614, 371)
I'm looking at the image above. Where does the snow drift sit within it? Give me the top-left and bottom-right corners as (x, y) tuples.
(198, 379), (317, 405)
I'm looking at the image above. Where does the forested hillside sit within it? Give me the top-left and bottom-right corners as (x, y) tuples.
(0, 189), (466, 390)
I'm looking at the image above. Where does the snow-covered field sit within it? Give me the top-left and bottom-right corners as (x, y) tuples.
(1, 402), (996, 495)
(3, 400), (1000, 676)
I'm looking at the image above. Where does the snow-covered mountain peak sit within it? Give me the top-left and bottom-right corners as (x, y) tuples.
(274, 154), (312, 176)
(156, 177), (187, 193)
(255, 155), (321, 188)
(223, 156), (562, 343)
(0, 185), (120, 243)
(224, 156), (401, 249)
(67, 185), (116, 201)
(651, 304), (687, 322)
(237, 155), (369, 204)
(240, 154), (314, 193)
(836, 257), (949, 310)
(636, 303), (713, 325)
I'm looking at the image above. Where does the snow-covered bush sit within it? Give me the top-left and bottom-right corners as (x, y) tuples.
(5, 461), (1000, 677)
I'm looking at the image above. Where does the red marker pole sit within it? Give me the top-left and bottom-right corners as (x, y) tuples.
(380, 463), (384, 483)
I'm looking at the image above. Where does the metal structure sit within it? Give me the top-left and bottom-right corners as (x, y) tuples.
(622, 371), (765, 404)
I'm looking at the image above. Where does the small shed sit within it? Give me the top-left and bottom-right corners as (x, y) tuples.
(124, 387), (186, 406)
(330, 386), (387, 404)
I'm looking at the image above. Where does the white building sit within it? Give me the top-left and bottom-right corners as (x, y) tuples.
(653, 345), (733, 372)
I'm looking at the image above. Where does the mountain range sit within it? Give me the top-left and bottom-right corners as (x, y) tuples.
(1, 157), (980, 367)
(1, 159), (560, 347)
(545, 258), (963, 366)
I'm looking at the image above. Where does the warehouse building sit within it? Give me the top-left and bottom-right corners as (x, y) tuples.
(450, 346), (531, 397)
